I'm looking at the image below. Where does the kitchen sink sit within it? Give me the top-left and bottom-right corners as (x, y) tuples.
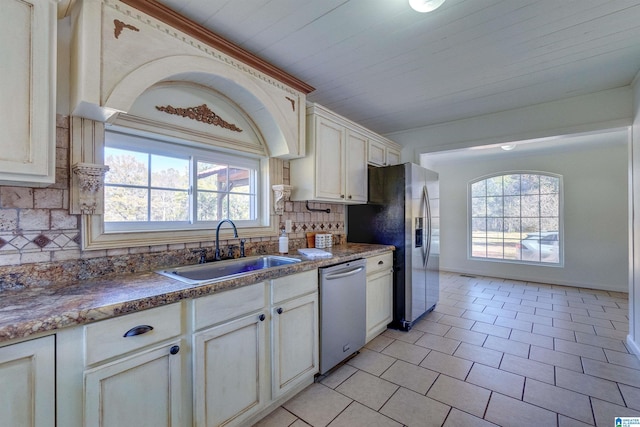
(156, 255), (301, 285)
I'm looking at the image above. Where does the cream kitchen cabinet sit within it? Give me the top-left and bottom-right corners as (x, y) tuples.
(1, 0), (57, 186)
(83, 303), (187, 427)
(270, 270), (319, 399)
(290, 103), (368, 203)
(193, 283), (268, 427)
(365, 252), (394, 342)
(367, 137), (402, 167)
(0, 335), (55, 427)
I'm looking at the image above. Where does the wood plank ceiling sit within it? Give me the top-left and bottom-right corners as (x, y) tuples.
(154, 0), (640, 136)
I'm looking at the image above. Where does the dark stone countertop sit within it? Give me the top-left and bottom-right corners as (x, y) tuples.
(0, 243), (393, 343)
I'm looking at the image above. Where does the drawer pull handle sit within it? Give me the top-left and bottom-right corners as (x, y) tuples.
(123, 325), (154, 337)
(259, 314), (266, 321)
(170, 345), (180, 355)
(276, 307), (283, 315)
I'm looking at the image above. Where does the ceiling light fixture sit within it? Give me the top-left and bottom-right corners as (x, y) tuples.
(500, 144), (516, 151)
(409, 0), (446, 13)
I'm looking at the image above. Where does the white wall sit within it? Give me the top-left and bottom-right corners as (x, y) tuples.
(425, 133), (629, 292)
(628, 78), (640, 356)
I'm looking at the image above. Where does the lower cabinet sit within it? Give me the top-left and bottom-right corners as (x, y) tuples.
(366, 253), (394, 342)
(84, 341), (185, 427)
(0, 335), (55, 427)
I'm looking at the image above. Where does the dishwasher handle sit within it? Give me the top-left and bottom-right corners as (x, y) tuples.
(323, 266), (365, 280)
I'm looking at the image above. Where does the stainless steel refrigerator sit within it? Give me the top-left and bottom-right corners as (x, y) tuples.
(347, 162), (439, 330)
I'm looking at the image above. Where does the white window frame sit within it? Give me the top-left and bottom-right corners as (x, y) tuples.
(104, 129), (262, 232)
(468, 171), (564, 266)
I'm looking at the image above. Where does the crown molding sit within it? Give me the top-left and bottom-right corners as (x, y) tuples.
(120, 0), (315, 95)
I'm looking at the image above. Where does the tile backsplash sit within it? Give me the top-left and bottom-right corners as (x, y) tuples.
(0, 115), (345, 289)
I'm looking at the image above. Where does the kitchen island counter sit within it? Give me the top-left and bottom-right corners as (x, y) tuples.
(0, 243), (393, 343)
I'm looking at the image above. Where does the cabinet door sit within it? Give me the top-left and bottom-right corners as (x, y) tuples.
(366, 269), (393, 342)
(84, 341), (185, 427)
(0, 0), (56, 186)
(367, 139), (387, 166)
(386, 147), (401, 165)
(193, 312), (267, 427)
(272, 292), (319, 399)
(346, 130), (368, 202)
(314, 116), (345, 200)
(0, 336), (55, 427)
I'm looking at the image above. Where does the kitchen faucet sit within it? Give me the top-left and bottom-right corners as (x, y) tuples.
(215, 219), (238, 261)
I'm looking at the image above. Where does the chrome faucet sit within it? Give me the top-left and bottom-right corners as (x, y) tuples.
(215, 219), (238, 260)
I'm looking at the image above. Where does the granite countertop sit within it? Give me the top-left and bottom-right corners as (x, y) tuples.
(0, 243), (393, 344)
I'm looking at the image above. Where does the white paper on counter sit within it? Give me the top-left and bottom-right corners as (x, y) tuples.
(298, 248), (333, 258)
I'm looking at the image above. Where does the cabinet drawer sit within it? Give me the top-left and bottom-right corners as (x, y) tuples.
(84, 303), (182, 366)
(272, 270), (318, 304)
(193, 282), (266, 330)
(366, 252), (393, 275)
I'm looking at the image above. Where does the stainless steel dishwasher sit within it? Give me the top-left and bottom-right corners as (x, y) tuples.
(319, 258), (367, 375)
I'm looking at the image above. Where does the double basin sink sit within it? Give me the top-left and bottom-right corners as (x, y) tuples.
(156, 255), (301, 285)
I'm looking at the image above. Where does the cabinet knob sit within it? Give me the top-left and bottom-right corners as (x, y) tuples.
(348, 195), (352, 199)
(378, 260), (384, 265)
(340, 195), (345, 199)
(276, 307), (283, 315)
(259, 314), (266, 321)
(123, 325), (154, 337)
(169, 345), (180, 355)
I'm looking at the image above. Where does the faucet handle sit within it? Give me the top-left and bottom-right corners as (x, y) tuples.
(240, 239), (246, 258)
(191, 248), (207, 264)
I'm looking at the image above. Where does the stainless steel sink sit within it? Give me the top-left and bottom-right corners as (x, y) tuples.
(156, 255), (301, 285)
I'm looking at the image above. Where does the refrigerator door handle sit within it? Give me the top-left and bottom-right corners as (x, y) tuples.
(422, 185), (432, 268)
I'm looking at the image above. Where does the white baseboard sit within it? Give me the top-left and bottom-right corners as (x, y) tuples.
(627, 335), (640, 359)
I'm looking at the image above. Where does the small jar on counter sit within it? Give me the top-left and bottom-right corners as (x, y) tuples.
(278, 229), (289, 254)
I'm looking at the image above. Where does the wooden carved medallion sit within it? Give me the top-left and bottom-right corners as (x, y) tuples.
(155, 104), (243, 132)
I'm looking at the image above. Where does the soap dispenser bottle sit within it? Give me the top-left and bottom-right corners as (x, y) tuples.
(278, 229), (289, 254)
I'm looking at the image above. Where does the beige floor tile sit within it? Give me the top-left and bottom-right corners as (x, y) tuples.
(290, 420), (312, 427)
(443, 408), (499, 427)
(516, 312), (554, 326)
(381, 359), (438, 394)
(552, 318), (596, 334)
(466, 363), (525, 399)
(485, 392), (557, 427)
(557, 415), (593, 427)
(419, 350), (473, 380)
(483, 335), (530, 358)
(474, 297), (505, 309)
(582, 358), (640, 387)
(605, 349), (640, 369)
(426, 374), (490, 417)
(499, 353), (555, 384)
(535, 307), (572, 321)
(503, 302), (535, 314)
(414, 332), (461, 355)
(444, 326), (488, 346)
(591, 398), (640, 426)
(462, 310), (497, 324)
(453, 342), (503, 368)
(523, 379), (593, 424)
(381, 340), (430, 365)
(283, 383), (352, 427)
(471, 321), (511, 338)
(437, 314), (476, 329)
(575, 331), (628, 353)
(335, 371), (399, 411)
(571, 313), (615, 329)
(379, 387), (450, 427)
(555, 366), (624, 405)
(552, 304), (589, 316)
(365, 334), (394, 352)
(482, 306), (516, 319)
(554, 338), (607, 361)
(588, 309), (628, 323)
(619, 384), (640, 411)
(327, 402), (401, 427)
(532, 323), (577, 341)
(433, 304), (466, 318)
(529, 346), (583, 372)
(253, 407), (297, 427)
(494, 316), (533, 332)
(509, 329), (554, 349)
(346, 348), (396, 376)
(320, 363), (358, 389)
(382, 328), (424, 344)
(595, 325), (628, 340)
(412, 319), (451, 336)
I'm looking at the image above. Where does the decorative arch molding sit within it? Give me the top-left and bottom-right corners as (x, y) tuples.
(104, 55), (294, 158)
(70, 0), (308, 159)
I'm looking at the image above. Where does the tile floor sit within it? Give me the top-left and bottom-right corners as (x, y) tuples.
(255, 271), (640, 427)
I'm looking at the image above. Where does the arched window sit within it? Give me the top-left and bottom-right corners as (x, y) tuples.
(469, 172), (562, 265)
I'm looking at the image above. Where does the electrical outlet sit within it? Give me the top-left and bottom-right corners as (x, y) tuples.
(285, 219), (292, 232)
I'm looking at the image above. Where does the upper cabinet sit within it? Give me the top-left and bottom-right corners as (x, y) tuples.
(290, 103), (401, 204)
(0, 0), (57, 186)
(69, 0), (313, 159)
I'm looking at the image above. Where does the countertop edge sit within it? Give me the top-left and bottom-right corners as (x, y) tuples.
(0, 244), (394, 344)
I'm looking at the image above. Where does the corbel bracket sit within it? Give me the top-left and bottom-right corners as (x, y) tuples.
(71, 163), (110, 215)
(272, 184), (292, 215)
